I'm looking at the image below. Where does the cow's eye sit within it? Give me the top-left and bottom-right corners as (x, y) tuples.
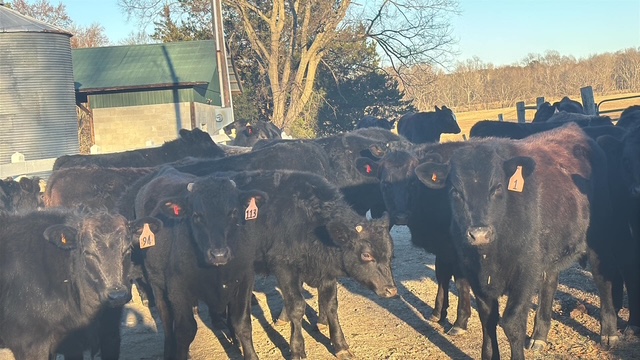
(490, 183), (503, 197)
(361, 252), (375, 262)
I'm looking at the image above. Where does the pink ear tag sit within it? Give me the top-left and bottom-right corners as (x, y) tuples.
(365, 164), (372, 174)
(245, 198), (258, 220)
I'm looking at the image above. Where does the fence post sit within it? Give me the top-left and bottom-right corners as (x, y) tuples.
(498, 114), (504, 122)
(581, 86), (597, 115)
(536, 97), (545, 108)
(516, 102), (526, 123)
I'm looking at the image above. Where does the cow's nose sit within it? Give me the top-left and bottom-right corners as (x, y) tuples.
(467, 226), (494, 246)
(107, 287), (131, 306)
(207, 247), (231, 266)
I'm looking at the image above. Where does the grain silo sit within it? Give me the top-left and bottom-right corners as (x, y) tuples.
(0, 3), (79, 168)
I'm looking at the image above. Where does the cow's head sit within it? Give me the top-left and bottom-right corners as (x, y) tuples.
(326, 213), (397, 298)
(44, 211), (161, 307)
(356, 150), (421, 225)
(415, 144), (535, 247)
(153, 177), (267, 266)
(435, 105), (461, 135)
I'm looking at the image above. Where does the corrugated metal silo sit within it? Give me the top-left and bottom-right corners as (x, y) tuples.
(0, 5), (79, 165)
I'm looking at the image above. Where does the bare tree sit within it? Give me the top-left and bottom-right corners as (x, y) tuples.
(118, 0), (459, 131)
(69, 23), (110, 48)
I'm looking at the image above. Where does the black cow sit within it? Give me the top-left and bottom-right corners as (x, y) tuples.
(355, 141), (473, 336)
(532, 102), (557, 123)
(356, 116), (396, 130)
(130, 167), (267, 359)
(414, 124), (619, 360)
(532, 97), (584, 123)
(53, 128), (225, 170)
(225, 170), (397, 359)
(470, 120), (625, 141)
(225, 120), (282, 147)
(0, 176), (43, 212)
(547, 111), (613, 125)
(251, 128), (404, 218)
(45, 142), (331, 213)
(397, 106), (461, 143)
(616, 104), (640, 129)
(0, 209), (159, 360)
(597, 129), (640, 336)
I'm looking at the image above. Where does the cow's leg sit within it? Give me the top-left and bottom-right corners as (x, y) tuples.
(274, 268), (307, 360)
(226, 273), (258, 360)
(527, 270), (559, 351)
(475, 294), (500, 360)
(151, 283), (177, 359)
(171, 294), (198, 360)
(587, 248), (620, 347)
(98, 306), (125, 360)
(430, 255), (451, 323)
(318, 279), (353, 359)
(501, 283), (536, 360)
(450, 273), (472, 335)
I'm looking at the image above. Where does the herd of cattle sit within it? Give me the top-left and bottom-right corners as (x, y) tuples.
(0, 101), (639, 360)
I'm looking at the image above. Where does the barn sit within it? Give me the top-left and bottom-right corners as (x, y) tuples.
(72, 40), (242, 153)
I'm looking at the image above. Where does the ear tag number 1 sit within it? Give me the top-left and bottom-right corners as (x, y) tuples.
(508, 166), (524, 192)
(245, 197), (258, 220)
(139, 223), (156, 249)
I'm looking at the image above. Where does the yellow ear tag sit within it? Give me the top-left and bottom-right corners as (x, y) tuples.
(245, 198), (258, 220)
(139, 223), (156, 249)
(508, 166), (524, 192)
(61, 234), (67, 245)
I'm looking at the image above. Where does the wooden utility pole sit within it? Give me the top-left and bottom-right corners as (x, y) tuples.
(211, 0), (232, 109)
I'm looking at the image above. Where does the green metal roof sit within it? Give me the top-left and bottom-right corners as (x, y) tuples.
(72, 40), (221, 92)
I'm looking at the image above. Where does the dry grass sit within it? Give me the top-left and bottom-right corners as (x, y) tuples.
(440, 92), (640, 142)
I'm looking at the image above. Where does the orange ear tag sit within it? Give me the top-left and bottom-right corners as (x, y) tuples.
(139, 223), (156, 249)
(508, 166), (524, 192)
(245, 198), (258, 220)
(431, 173), (438, 183)
(61, 234), (67, 245)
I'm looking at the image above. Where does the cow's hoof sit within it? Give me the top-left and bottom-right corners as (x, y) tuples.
(446, 326), (466, 336)
(525, 338), (547, 351)
(600, 335), (619, 349)
(336, 349), (356, 359)
(624, 325), (640, 336)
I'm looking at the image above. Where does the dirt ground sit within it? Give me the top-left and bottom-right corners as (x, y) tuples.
(2, 225), (639, 360)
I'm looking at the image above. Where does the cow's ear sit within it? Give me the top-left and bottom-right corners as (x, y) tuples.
(129, 217), (163, 236)
(326, 222), (357, 246)
(368, 143), (387, 158)
(19, 177), (39, 193)
(415, 161), (450, 189)
(503, 157), (535, 192)
(153, 198), (189, 219)
(241, 190), (268, 209)
(597, 135), (622, 159)
(44, 225), (78, 250)
(503, 156), (535, 180)
(355, 157), (379, 178)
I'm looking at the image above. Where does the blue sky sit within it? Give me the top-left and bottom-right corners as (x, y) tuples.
(60, 0), (640, 67)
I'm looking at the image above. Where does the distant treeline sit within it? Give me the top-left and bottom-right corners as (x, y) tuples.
(402, 48), (640, 112)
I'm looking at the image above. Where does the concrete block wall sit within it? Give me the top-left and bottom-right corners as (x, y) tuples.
(92, 103), (193, 153)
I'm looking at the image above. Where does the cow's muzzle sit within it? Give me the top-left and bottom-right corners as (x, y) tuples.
(106, 286), (131, 306)
(467, 226), (495, 246)
(207, 247), (232, 266)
